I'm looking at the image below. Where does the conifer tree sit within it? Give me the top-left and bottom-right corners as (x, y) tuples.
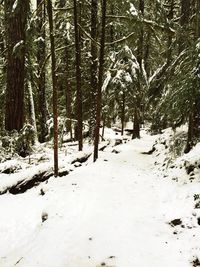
(47, 0), (59, 176)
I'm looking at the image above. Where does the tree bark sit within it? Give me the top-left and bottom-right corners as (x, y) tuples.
(93, 0), (107, 162)
(65, 46), (73, 139)
(121, 91), (125, 136)
(133, 0), (144, 139)
(137, 0), (144, 67)
(4, 0), (29, 131)
(89, 0), (98, 140)
(37, 0), (48, 143)
(195, 0), (200, 38)
(73, 0), (83, 151)
(132, 107), (140, 139)
(47, 0), (59, 177)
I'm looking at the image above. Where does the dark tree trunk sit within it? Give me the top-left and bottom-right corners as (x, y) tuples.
(65, 47), (73, 139)
(137, 0), (144, 67)
(179, 0), (197, 153)
(89, 0), (98, 140)
(132, 108), (140, 139)
(195, 0), (200, 38)
(144, 31), (151, 78)
(121, 91), (125, 136)
(133, 0), (144, 139)
(4, 0), (29, 131)
(180, 0), (191, 26)
(47, 0), (59, 177)
(37, 0), (48, 143)
(109, 3), (115, 43)
(93, 0), (107, 162)
(74, 0), (83, 151)
(55, 0), (73, 139)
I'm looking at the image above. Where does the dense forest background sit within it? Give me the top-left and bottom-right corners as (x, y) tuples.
(0, 0), (199, 174)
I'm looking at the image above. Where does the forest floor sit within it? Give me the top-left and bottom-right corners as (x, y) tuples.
(0, 129), (199, 267)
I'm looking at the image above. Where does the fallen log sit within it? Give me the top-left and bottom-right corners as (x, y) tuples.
(5, 168), (70, 195)
(0, 151), (91, 195)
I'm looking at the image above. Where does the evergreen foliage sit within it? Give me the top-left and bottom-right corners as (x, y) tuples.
(0, 0), (199, 162)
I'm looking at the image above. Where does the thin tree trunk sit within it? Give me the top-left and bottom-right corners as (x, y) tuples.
(121, 91), (125, 136)
(101, 117), (105, 141)
(109, 3), (115, 44)
(133, 0), (144, 139)
(65, 46), (73, 139)
(27, 81), (38, 144)
(73, 0), (83, 151)
(185, 112), (193, 153)
(195, 0), (200, 38)
(89, 0), (98, 140)
(47, 0), (58, 177)
(37, 0), (47, 143)
(137, 0), (144, 67)
(93, 0), (107, 162)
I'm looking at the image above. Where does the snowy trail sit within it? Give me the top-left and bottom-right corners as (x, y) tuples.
(0, 133), (198, 267)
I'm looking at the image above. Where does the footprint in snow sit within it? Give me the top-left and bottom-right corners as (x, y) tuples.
(97, 256), (116, 267)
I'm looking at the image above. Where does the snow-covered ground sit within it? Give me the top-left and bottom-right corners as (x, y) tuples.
(0, 129), (199, 267)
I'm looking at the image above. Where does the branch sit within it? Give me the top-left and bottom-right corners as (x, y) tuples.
(39, 44), (74, 77)
(106, 14), (175, 35)
(53, 7), (73, 11)
(78, 23), (101, 47)
(106, 32), (135, 45)
(106, 15), (130, 20)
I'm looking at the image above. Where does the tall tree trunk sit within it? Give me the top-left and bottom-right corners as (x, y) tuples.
(47, 0), (59, 177)
(137, 0), (144, 67)
(37, 0), (47, 143)
(4, 0), (29, 131)
(89, 0), (98, 140)
(195, 0), (200, 38)
(65, 46), (73, 139)
(93, 0), (107, 162)
(74, 0), (83, 151)
(179, 0), (194, 153)
(134, 0), (144, 138)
